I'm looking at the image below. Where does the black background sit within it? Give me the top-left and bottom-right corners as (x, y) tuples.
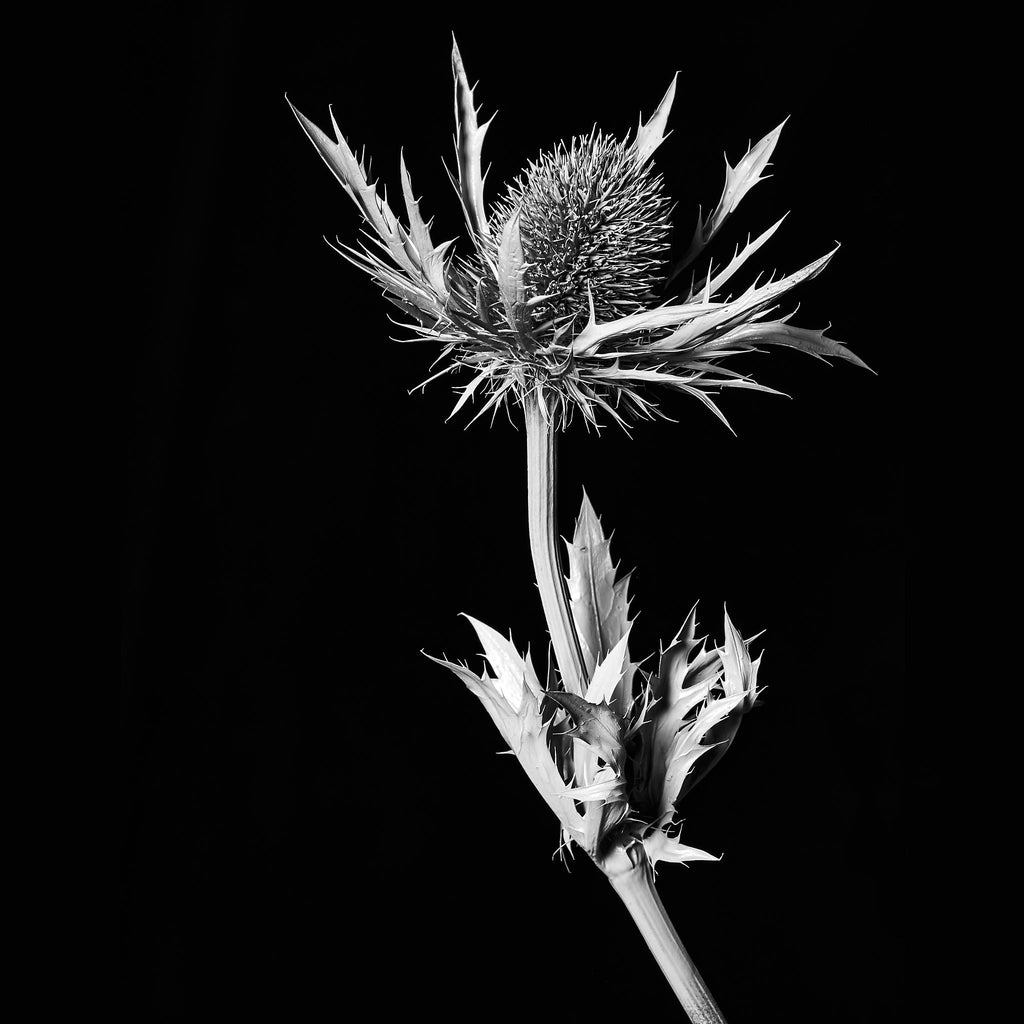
(124, 6), (907, 1021)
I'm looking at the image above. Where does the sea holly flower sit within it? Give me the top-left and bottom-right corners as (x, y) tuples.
(287, 39), (867, 432)
(289, 38), (865, 1022)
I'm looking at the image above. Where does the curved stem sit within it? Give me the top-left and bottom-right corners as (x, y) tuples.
(608, 858), (728, 1023)
(524, 391), (587, 695)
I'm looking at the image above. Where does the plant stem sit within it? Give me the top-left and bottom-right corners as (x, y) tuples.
(607, 854), (729, 1023)
(525, 392), (725, 1021)
(523, 390), (587, 696)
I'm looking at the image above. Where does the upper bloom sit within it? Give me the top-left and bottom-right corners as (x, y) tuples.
(289, 39), (866, 430)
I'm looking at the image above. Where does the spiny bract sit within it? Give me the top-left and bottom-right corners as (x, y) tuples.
(428, 493), (761, 871)
(289, 39), (867, 431)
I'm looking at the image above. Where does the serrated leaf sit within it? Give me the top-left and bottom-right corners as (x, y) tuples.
(496, 210), (529, 332)
(673, 612), (763, 802)
(462, 614), (542, 712)
(705, 319), (872, 370)
(651, 246), (838, 354)
(546, 691), (626, 772)
(720, 606), (757, 704)
(585, 632), (631, 708)
(399, 151), (435, 260)
(446, 367), (492, 421)
(632, 73), (678, 165)
(643, 829), (719, 866)
(451, 38), (493, 243)
(517, 725), (587, 840)
(287, 98), (412, 274)
(658, 692), (746, 818)
(565, 493), (632, 681)
(645, 627), (725, 805)
(684, 216), (787, 300)
(425, 653), (521, 750)
(571, 299), (718, 357)
(427, 648), (585, 842)
(655, 603), (700, 702)
(672, 118), (788, 276)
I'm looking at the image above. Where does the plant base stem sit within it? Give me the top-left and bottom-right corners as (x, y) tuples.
(607, 858), (728, 1023)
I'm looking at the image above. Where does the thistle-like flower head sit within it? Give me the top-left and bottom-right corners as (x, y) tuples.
(289, 38), (867, 431)
(490, 130), (673, 329)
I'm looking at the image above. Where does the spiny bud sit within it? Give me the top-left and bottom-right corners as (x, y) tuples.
(492, 131), (673, 332)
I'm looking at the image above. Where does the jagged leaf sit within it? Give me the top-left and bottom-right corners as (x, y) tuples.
(672, 118), (788, 277)
(287, 99), (412, 274)
(643, 829), (719, 866)
(462, 614), (542, 711)
(655, 604), (700, 701)
(658, 691), (746, 818)
(496, 210), (529, 332)
(720, 606), (760, 706)
(428, 646), (585, 842)
(572, 299), (718, 357)
(546, 691), (626, 772)
(674, 611), (763, 801)
(426, 653), (518, 748)
(586, 632), (632, 708)
(650, 246), (838, 353)
(516, 718), (587, 841)
(451, 38), (493, 243)
(565, 493), (632, 680)
(686, 216), (787, 302)
(632, 73), (678, 165)
(398, 152), (434, 258)
(398, 153), (453, 300)
(704, 320), (872, 370)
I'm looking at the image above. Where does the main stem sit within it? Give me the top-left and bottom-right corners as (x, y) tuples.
(524, 391), (587, 696)
(524, 390), (727, 1023)
(607, 856), (729, 1023)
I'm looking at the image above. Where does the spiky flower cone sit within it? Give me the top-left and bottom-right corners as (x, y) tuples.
(490, 130), (673, 328)
(288, 37), (867, 1021)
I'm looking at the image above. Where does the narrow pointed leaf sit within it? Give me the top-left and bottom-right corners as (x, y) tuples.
(451, 39), (492, 241)
(496, 210), (529, 332)
(644, 830), (720, 865)
(704, 320), (871, 369)
(462, 614), (542, 711)
(585, 632), (631, 707)
(632, 73), (678, 165)
(287, 99), (413, 273)
(651, 246), (839, 353)
(565, 493), (632, 679)
(425, 653), (518, 748)
(688, 216), (787, 301)
(672, 118), (788, 276)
